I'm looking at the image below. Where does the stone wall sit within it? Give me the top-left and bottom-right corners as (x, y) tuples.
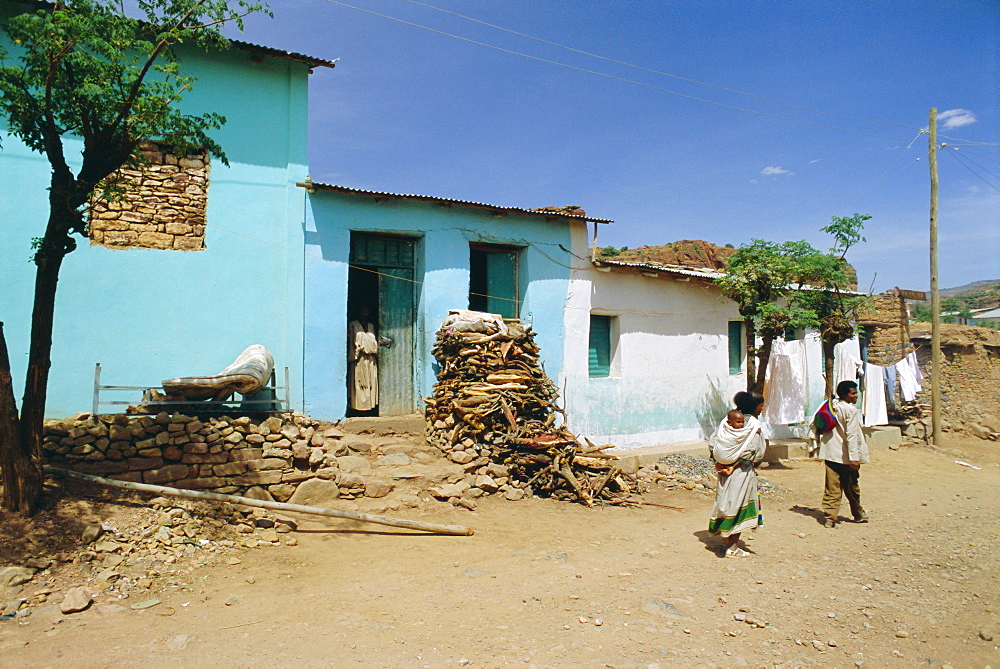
(42, 412), (379, 502)
(89, 142), (208, 251)
(859, 291), (914, 366)
(910, 323), (1000, 439)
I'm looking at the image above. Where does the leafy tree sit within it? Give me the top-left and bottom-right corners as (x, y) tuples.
(716, 239), (825, 393)
(717, 214), (871, 397)
(598, 246), (621, 257)
(791, 214), (871, 398)
(0, 0), (268, 514)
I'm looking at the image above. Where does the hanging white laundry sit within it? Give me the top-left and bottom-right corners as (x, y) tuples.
(896, 351), (924, 402)
(862, 363), (889, 426)
(763, 339), (807, 425)
(834, 337), (864, 388)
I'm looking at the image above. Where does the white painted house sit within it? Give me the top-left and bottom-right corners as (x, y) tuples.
(559, 247), (827, 450)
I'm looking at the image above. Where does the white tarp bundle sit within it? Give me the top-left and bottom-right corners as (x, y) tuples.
(161, 344), (274, 401)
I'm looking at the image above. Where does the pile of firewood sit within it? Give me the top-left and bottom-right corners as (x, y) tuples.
(424, 312), (639, 505)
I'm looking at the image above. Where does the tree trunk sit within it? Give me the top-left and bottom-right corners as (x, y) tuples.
(753, 334), (775, 396)
(0, 323), (42, 515)
(21, 246), (66, 467)
(822, 337), (836, 399)
(11, 170), (79, 514)
(744, 317), (757, 392)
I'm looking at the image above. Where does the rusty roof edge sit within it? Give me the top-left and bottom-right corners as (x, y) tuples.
(230, 39), (337, 70)
(593, 259), (869, 295)
(12, 1), (336, 70)
(302, 182), (614, 223)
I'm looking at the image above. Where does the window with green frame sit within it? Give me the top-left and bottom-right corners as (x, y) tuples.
(728, 321), (744, 374)
(589, 314), (613, 378)
(469, 244), (520, 319)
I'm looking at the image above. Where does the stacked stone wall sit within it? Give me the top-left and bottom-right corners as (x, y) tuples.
(42, 412), (377, 502)
(860, 292), (914, 366)
(910, 323), (1000, 438)
(89, 141), (208, 251)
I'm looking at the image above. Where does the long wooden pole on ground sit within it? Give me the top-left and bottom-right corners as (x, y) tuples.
(43, 466), (474, 536)
(929, 108), (942, 446)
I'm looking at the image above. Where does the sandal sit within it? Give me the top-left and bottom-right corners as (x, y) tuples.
(725, 546), (751, 558)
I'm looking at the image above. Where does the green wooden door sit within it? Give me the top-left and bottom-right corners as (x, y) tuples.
(378, 267), (414, 416)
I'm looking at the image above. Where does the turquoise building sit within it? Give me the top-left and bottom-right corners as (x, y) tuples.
(302, 185), (609, 419)
(1, 6), (334, 418)
(1, 7), (610, 421)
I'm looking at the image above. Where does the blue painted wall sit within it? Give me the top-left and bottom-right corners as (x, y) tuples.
(303, 192), (576, 420)
(1, 34), (311, 417)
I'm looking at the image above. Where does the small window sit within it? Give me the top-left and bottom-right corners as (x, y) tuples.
(589, 315), (614, 378)
(469, 244), (519, 318)
(728, 321), (744, 374)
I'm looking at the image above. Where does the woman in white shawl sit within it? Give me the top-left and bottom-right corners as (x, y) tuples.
(708, 391), (767, 557)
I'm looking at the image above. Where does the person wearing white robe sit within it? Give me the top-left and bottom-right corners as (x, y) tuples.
(708, 391), (767, 557)
(348, 306), (379, 412)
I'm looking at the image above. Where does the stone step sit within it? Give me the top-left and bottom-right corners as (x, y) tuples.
(341, 413), (426, 439)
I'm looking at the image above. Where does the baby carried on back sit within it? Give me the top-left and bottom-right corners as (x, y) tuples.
(709, 409), (761, 476)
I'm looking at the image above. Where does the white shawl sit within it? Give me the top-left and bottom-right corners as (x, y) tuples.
(709, 415), (761, 465)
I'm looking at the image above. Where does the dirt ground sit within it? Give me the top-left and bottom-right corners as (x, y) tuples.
(1, 435), (998, 668)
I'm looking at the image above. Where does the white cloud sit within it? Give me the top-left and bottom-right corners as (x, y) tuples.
(809, 159), (821, 164)
(761, 166), (793, 176)
(938, 109), (977, 129)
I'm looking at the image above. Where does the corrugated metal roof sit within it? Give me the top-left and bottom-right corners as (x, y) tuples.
(304, 182), (614, 223)
(14, 1), (336, 70)
(594, 259), (725, 279)
(230, 39), (337, 70)
(594, 258), (868, 295)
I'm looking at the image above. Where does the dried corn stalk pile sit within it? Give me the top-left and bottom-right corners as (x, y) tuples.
(424, 312), (639, 506)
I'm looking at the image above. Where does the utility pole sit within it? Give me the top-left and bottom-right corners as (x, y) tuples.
(929, 108), (942, 445)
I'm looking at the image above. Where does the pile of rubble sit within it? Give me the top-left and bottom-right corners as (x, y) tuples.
(424, 311), (640, 506)
(0, 492), (298, 621)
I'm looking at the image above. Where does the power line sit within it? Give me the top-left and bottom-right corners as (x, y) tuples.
(206, 221), (741, 317)
(320, 0), (916, 142)
(936, 134), (1000, 146)
(854, 131), (925, 197)
(943, 146), (1000, 181)
(398, 0), (918, 132)
(942, 146), (1000, 192)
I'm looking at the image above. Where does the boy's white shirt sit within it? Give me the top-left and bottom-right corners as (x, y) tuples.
(816, 398), (870, 464)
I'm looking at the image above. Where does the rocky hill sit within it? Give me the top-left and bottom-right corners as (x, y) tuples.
(939, 279), (1000, 309)
(600, 240), (736, 271)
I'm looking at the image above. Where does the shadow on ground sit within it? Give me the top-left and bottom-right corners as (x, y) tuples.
(0, 476), (137, 565)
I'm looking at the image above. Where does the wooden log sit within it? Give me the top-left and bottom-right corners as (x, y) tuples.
(557, 458), (593, 507)
(590, 466), (619, 498)
(43, 466), (474, 536)
(574, 456), (614, 470)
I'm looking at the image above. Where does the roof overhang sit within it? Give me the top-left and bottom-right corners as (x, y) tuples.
(12, 1), (336, 71)
(593, 258), (868, 296)
(299, 182), (614, 224)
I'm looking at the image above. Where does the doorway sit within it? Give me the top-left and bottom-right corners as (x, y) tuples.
(347, 233), (416, 416)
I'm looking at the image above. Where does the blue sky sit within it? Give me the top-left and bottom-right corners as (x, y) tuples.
(234, 0), (999, 293)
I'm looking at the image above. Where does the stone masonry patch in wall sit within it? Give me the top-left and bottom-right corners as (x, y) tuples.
(89, 141), (209, 251)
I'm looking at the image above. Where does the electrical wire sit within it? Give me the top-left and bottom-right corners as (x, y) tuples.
(397, 0), (918, 132)
(854, 130), (925, 197)
(942, 147), (1000, 192)
(943, 146), (1000, 182)
(206, 220), (739, 317)
(319, 0), (916, 142)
